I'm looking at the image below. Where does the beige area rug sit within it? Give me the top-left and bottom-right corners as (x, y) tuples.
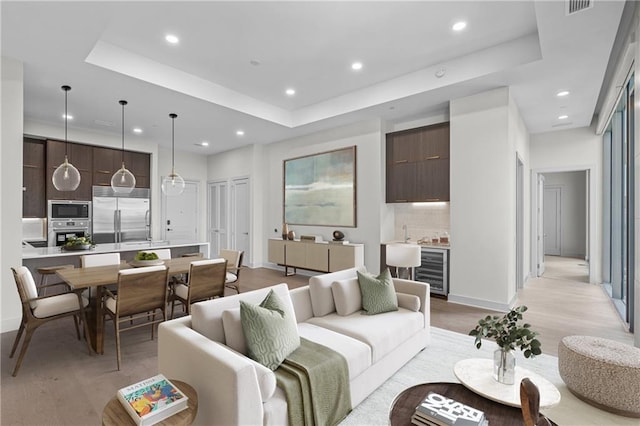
(340, 327), (638, 426)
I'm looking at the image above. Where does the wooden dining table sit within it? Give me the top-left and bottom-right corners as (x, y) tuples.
(57, 257), (199, 354)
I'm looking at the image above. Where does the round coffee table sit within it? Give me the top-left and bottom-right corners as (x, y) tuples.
(389, 382), (556, 426)
(454, 359), (561, 409)
(102, 379), (198, 426)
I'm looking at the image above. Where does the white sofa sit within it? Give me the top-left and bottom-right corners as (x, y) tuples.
(158, 268), (430, 425)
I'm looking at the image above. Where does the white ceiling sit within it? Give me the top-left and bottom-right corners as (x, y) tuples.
(1, 1), (625, 154)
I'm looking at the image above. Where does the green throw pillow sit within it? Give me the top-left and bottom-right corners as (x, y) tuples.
(240, 290), (300, 370)
(357, 268), (398, 315)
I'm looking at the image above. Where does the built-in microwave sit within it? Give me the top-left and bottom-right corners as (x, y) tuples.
(48, 200), (91, 220)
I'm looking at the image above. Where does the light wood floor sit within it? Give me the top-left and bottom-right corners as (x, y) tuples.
(0, 257), (633, 425)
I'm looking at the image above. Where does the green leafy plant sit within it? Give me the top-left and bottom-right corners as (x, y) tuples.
(135, 251), (159, 261)
(64, 236), (94, 247)
(469, 305), (542, 358)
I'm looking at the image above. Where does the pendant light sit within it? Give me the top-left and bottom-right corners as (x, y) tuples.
(52, 85), (81, 191)
(111, 100), (136, 193)
(161, 113), (185, 196)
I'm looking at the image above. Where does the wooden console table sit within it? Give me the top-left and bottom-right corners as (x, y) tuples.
(268, 238), (364, 276)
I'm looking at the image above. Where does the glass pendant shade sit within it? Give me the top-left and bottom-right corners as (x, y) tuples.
(162, 169), (185, 196)
(162, 112), (185, 195)
(111, 100), (136, 194)
(52, 155), (81, 191)
(111, 162), (136, 194)
(52, 85), (81, 191)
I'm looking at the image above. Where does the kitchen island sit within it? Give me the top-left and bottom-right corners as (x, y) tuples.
(22, 241), (210, 279)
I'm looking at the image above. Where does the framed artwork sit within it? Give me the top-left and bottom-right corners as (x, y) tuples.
(283, 146), (357, 227)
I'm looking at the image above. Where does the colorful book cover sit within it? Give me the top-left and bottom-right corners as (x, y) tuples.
(117, 374), (188, 426)
(416, 392), (485, 426)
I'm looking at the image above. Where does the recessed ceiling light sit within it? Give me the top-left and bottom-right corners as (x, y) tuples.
(285, 88), (296, 96)
(557, 90), (570, 97)
(558, 115), (569, 120)
(62, 114), (73, 120)
(201, 141), (209, 147)
(165, 34), (179, 44)
(452, 21), (467, 31)
(132, 127), (142, 134)
(351, 62), (363, 71)
(236, 130), (245, 136)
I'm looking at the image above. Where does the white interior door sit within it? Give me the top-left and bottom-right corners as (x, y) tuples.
(208, 180), (228, 256)
(544, 186), (562, 256)
(231, 177), (250, 263)
(537, 174), (546, 275)
(162, 180), (198, 242)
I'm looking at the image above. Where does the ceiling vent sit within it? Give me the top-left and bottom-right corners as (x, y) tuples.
(566, 0), (593, 15)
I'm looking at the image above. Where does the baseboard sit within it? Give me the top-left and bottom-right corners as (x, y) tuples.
(446, 294), (511, 312)
(1, 316), (22, 333)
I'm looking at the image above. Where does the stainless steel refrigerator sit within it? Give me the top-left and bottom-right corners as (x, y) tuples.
(92, 186), (150, 244)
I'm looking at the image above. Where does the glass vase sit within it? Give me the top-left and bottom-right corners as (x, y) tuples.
(493, 348), (515, 384)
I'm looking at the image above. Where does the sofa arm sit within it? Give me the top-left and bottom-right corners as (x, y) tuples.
(392, 278), (430, 328)
(158, 317), (264, 426)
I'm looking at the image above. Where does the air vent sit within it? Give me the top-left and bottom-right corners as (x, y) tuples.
(566, 0), (593, 15)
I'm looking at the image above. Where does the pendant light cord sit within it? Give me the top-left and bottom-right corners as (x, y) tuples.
(170, 113), (177, 172)
(119, 100), (127, 164)
(62, 85), (70, 158)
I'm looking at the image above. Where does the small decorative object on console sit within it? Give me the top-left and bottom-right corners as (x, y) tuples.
(287, 230), (296, 240)
(282, 223), (289, 241)
(332, 230), (345, 241)
(411, 391), (487, 426)
(469, 306), (542, 384)
(300, 235), (322, 242)
(117, 374), (188, 426)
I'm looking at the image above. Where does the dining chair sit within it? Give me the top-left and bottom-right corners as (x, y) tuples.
(220, 249), (244, 294)
(170, 258), (227, 318)
(102, 265), (169, 370)
(80, 252), (121, 298)
(10, 266), (91, 376)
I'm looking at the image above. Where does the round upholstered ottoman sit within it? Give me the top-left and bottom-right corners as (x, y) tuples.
(558, 335), (640, 417)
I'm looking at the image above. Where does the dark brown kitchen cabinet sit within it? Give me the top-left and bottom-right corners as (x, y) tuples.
(386, 122), (450, 203)
(23, 138), (46, 217)
(92, 146), (121, 187)
(124, 150), (151, 188)
(46, 140), (93, 201)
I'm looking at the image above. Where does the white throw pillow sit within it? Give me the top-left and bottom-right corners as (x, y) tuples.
(396, 293), (421, 312)
(221, 308), (246, 355)
(331, 278), (362, 316)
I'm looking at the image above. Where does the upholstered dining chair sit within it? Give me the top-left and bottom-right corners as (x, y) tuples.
(102, 265), (169, 370)
(220, 249), (244, 294)
(10, 266), (91, 376)
(80, 252), (121, 298)
(170, 258), (227, 318)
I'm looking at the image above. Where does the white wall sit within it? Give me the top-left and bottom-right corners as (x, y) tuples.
(449, 87), (529, 311)
(543, 171), (587, 258)
(530, 126), (602, 282)
(1, 57), (25, 332)
(265, 120), (385, 271)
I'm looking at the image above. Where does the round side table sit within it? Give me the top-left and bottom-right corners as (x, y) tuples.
(102, 379), (198, 426)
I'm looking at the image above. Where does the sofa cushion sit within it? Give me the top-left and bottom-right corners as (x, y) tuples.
(332, 278), (362, 316)
(309, 268), (359, 317)
(357, 269), (398, 315)
(307, 308), (424, 363)
(298, 323), (371, 380)
(240, 290), (300, 370)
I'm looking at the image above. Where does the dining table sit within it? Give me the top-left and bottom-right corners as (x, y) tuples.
(56, 257), (200, 354)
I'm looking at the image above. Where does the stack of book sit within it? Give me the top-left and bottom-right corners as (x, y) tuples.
(411, 392), (488, 426)
(117, 374), (188, 426)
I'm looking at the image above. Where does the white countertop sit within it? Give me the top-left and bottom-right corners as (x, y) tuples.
(22, 241), (209, 259)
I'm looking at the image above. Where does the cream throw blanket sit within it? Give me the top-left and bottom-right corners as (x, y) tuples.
(275, 338), (352, 426)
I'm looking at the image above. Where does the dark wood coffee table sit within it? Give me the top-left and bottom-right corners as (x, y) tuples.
(389, 382), (556, 426)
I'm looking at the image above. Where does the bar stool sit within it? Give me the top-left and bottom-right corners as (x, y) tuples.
(36, 265), (74, 296)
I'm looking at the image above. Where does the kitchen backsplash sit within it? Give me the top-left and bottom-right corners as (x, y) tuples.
(394, 203), (450, 243)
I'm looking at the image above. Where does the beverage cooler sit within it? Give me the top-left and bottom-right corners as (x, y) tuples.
(415, 247), (449, 296)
